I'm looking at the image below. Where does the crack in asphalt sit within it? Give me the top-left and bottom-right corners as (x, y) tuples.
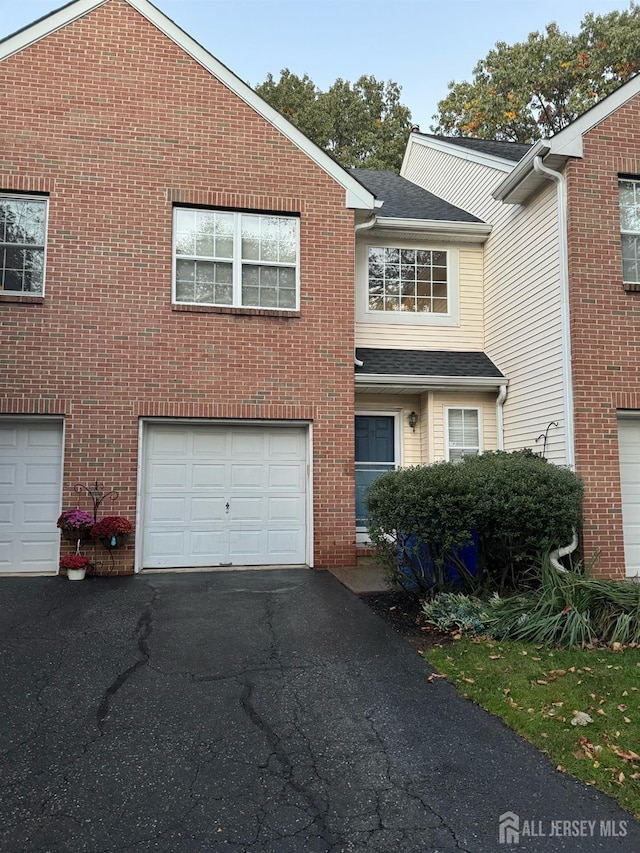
(95, 584), (158, 733)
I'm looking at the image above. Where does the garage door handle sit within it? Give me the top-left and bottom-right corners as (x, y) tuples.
(225, 502), (230, 513)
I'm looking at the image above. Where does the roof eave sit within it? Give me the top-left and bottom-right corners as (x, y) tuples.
(355, 373), (506, 390)
(372, 217), (491, 243)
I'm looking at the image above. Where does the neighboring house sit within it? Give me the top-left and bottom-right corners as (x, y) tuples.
(0, 0), (378, 575)
(402, 82), (640, 579)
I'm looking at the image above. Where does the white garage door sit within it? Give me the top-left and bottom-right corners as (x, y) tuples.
(0, 419), (63, 575)
(618, 416), (640, 578)
(142, 423), (308, 568)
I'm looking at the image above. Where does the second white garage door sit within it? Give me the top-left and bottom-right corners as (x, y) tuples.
(142, 423), (308, 568)
(618, 416), (640, 578)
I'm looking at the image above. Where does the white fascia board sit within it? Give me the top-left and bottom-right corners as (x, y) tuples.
(0, 0), (376, 214)
(494, 76), (640, 203)
(402, 133), (515, 175)
(374, 217), (491, 242)
(0, 0), (109, 57)
(492, 141), (551, 202)
(355, 373), (505, 389)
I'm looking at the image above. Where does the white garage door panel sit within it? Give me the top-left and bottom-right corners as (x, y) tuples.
(0, 420), (63, 574)
(618, 418), (640, 578)
(143, 424), (307, 568)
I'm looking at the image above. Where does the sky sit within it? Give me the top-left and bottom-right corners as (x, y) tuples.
(0, 0), (633, 131)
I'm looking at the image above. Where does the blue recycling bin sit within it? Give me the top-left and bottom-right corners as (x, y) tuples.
(397, 530), (478, 589)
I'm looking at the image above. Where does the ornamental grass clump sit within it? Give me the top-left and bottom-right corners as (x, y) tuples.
(487, 556), (640, 647)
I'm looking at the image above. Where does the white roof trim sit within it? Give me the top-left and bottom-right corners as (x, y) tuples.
(0, 0), (376, 213)
(494, 74), (640, 203)
(374, 216), (491, 237)
(355, 373), (505, 389)
(402, 133), (515, 175)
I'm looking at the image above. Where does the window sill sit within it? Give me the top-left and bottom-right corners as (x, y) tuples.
(623, 282), (640, 293)
(172, 303), (300, 319)
(0, 292), (44, 305)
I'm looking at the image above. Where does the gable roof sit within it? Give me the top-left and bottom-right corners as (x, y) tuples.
(417, 135), (531, 164)
(349, 169), (484, 224)
(0, 0), (376, 213)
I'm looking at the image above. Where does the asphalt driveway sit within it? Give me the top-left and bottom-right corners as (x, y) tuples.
(0, 568), (638, 852)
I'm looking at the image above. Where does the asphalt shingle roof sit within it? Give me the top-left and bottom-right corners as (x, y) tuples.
(349, 169), (484, 223)
(420, 134), (532, 163)
(355, 348), (504, 379)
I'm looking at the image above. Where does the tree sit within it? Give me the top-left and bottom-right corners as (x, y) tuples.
(432, 4), (640, 142)
(256, 70), (412, 172)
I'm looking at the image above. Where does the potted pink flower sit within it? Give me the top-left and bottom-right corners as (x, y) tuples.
(57, 509), (95, 542)
(60, 552), (91, 581)
(91, 515), (133, 549)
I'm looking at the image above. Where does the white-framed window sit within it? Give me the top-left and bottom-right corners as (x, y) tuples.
(173, 207), (299, 310)
(446, 408), (481, 462)
(356, 240), (459, 326)
(0, 194), (48, 295)
(368, 247), (448, 313)
(620, 178), (640, 284)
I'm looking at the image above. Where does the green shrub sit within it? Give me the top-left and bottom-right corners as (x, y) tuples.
(421, 593), (489, 635)
(487, 557), (640, 647)
(365, 450), (583, 594)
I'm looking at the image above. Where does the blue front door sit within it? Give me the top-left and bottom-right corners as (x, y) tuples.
(355, 415), (396, 529)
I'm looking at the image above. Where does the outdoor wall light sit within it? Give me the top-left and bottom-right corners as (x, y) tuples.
(408, 411), (418, 432)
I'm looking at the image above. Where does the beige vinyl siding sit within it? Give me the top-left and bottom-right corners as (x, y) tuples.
(355, 394), (421, 465)
(355, 391), (498, 466)
(403, 141), (568, 466)
(430, 391), (498, 462)
(355, 244), (484, 350)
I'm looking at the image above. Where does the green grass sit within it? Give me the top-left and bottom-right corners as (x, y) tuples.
(425, 637), (640, 817)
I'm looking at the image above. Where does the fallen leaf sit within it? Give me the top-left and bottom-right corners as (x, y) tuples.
(618, 705), (628, 712)
(631, 773), (640, 780)
(536, 680), (548, 685)
(463, 677), (475, 683)
(624, 717), (631, 724)
(612, 642), (623, 652)
(541, 732), (548, 738)
(596, 709), (607, 716)
(489, 654), (502, 659)
(427, 673), (445, 683)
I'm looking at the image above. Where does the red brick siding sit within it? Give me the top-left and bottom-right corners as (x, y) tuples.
(0, 0), (358, 572)
(566, 94), (640, 578)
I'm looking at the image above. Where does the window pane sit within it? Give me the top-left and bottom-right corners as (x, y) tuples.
(214, 213), (234, 259)
(242, 285), (259, 306)
(368, 245), (447, 314)
(241, 217), (260, 260)
(622, 234), (640, 282)
(279, 288), (296, 309)
(175, 209), (196, 255)
(278, 219), (297, 263)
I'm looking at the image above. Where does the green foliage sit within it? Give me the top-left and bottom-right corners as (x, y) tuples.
(432, 5), (640, 141)
(256, 69), (412, 171)
(488, 558), (640, 647)
(421, 593), (489, 635)
(365, 450), (583, 594)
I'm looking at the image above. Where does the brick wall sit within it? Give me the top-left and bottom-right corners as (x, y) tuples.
(566, 94), (640, 578)
(0, 0), (358, 572)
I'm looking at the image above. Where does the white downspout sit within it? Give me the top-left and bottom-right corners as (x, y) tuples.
(354, 212), (377, 367)
(496, 383), (508, 450)
(532, 155), (575, 470)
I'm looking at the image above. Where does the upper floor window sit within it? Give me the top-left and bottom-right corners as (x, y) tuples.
(446, 408), (480, 462)
(0, 194), (47, 295)
(368, 247), (448, 314)
(173, 208), (299, 310)
(619, 179), (640, 284)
